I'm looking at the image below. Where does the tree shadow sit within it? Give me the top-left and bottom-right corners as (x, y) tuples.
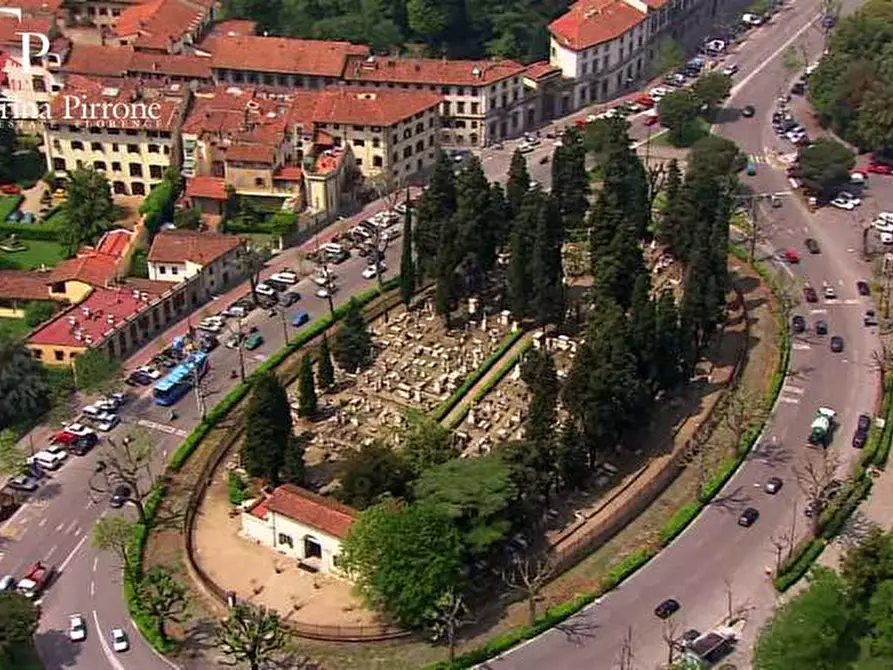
(747, 437), (791, 468)
(34, 629), (83, 668)
(151, 498), (186, 531)
(552, 615), (600, 646)
(836, 510), (879, 550)
(175, 618), (218, 661)
(709, 485), (752, 511)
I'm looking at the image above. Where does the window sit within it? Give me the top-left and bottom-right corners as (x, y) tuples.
(471, 102), (479, 114)
(277, 533), (293, 548)
(127, 144), (139, 154)
(125, 129), (137, 136)
(159, 266), (166, 274)
(129, 163), (142, 177)
(442, 101), (451, 116)
(372, 137), (380, 148)
(352, 138), (365, 147)
(373, 155), (383, 167)
(32, 76), (46, 93)
(147, 144), (160, 153)
(402, 146), (412, 159)
(52, 157), (66, 171)
(93, 161), (106, 171)
(415, 122), (424, 134)
(171, 266), (179, 275)
(111, 143), (119, 152)
(355, 157), (363, 167)
(149, 165), (163, 179)
(352, 125), (364, 131)
(415, 140), (424, 153)
(111, 161), (121, 172)
(52, 139), (61, 151)
(107, 128), (120, 135)
(32, 349), (42, 360)
(70, 140), (84, 151)
(54, 350), (64, 361)
(254, 177), (265, 187)
(392, 152), (398, 164)
(90, 142), (102, 151)
(403, 128), (411, 140)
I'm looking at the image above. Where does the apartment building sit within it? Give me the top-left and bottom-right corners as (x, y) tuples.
(343, 55), (529, 147)
(198, 33), (370, 90)
(60, 43), (213, 83)
(43, 75), (186, 195)
(110, 0), (217, 53)
(63, 0), (142, 28)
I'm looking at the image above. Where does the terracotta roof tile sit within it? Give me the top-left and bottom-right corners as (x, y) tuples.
(94, 229), (134, 259)
(549, 0), (646, 51)
(62, 44), (135, 78)
(225, 142), (275, 163)
(0, 269), (50, 301)
(209, 19), (256, 37)
(311, 87), (441, 127)
(113, 0), (162, 37)
(0, 16), (53, 47)
(114, 0), (214, 50)
(128, 51), (212, 79)
(525, 60), (562, 80)
(147, 229), (241, 264)
(259, 484), (357, 539)
(205, 35), (370, 78)
(273, 166), (302, 181)
(0, 0), (63, 15)
(46, 254), (118, 287)
(344, 55), (526, 87)
(185, 175), (228, 200)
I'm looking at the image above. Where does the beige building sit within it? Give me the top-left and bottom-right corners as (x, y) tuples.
(146, 228), (243, 295)
(241, 484), (357, 575)
(63, 0), (140, 28)
(43, 75), (186, 195)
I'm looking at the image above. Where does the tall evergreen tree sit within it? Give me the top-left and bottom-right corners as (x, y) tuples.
(551, 128), (590, 233)
(400, 198), (415, 306)
(592, 221), (647, 310)
(530, 196), (565, 324)
(333, 298), (373, 373)
(521, 349), (560, 445)
(434, 204), (460, 327)
(629, 273), (657, 391)
(280, 435), (306, 486)
(414, 152), (456, 278)
(658, 158), (685, 255)
(507, 190), (542, 318)
(556, 420), (588, 490)
(298, 354), (318, 418)
(653, 289), (682, 392)
(506, 150), (530, 220)
(0, 119), (16, 183)
(453, 155), (491, 291)
(484, 182), (509, 267)
(241, 372), (293, 483)
(317, 333), (335, 389)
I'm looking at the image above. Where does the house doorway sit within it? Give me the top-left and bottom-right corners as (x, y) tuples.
(303, 535), (322, 560)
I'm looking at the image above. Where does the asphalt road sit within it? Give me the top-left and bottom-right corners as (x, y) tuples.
(487, 1), (881, 668)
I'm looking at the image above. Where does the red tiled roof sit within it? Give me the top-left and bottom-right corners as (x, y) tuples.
(205, 35), (369, 78)
(112, 0), (162, 37)
(525, 60), (562, 80)
(273, 166), (302, 181)
(94, 229), (133, 259)
(46, 253), (118, 287)
(0, 16), (53, 47)
(63, 44), (212, 80)
(0, 0), (63, 15)
(185, 175), (228, 200)
(209, 19), (256, 37)
(311, 87), (441, 127)
(114, 0), (214, 51)
(0, 269), (50, 301)
(128, 51), (213, 79)
(257, 484), (357, 539)
(344, 54), (526, 87)
(549, 0), (646, 51)
(147, 229), (241, 264)
(28, 286), (148, 348)
(226, 142), (275, 164)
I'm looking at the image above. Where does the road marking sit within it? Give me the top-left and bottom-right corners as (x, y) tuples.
(93, 557), (98, 572)
(46, 545), (57, 560)
(58, 534), (87, 573)
(137, 419), (188, 438)
(783, 385), (805, 395)
(810, 309), (827, 315)
(73, 526), (81, 536)
(65, 519), (78, 534)
(792, 343), (811, 351)
(55, 522), (64, 532)
(844, 299), (859, 305)
(779, 396), (801, 404)
(92, 610), (127, 670)
(38, 517), (47, 527)
(90, 580), (95, 597)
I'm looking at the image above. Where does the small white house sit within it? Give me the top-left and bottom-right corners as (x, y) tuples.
(241, 484), (357, 574)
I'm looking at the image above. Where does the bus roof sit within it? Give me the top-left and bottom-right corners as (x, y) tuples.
(154, 351), (208, 393)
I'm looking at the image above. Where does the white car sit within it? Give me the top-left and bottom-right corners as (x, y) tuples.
(313, 270), (336, 286)
(362, 263), (386, 280)
(881, 232), (893, 245)
(518, 142), (534, 153)
(742, 12), (763, 25)
(96, 414), (120, 432)
(648, 87), (669, 100)
(62, 423), (94, 438)
(722, 63), (739, 76)
(528, 180), (540, 190)
(69, 614), (86, 642)
(222, 305), (247, 318)
(823, 284), (837, 299)
(254, 283), (276, 297)
(28, 448), (67, 468)
(838, 191), (861, 206)
(315, 286), (336, 299)
(268, 271), (298, 285)
(874, 219), (893, 233)
(137, 366), (161, 380)
(831, 197), (856, 210)
(197, 320), (223, 333)
(382, 226), (401, 241)
(45, 444), (69, 459)
(111, 628), (129, 652)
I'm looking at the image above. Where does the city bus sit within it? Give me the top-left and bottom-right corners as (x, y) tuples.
(152, 351), (209, 406)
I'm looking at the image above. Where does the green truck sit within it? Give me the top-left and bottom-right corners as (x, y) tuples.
(808, 407), (836, 447)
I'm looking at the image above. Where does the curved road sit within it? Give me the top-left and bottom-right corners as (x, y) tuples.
(490, 1), (879, 669)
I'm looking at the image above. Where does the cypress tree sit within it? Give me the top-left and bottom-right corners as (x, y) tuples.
(658, 158), (685, 255)
(654, 289), (682, 392)
(552, 127), (590, 233)
(530, 196), (565, 325)
(280, 435), (306, 485)
(508, 190), (542, 318)
(484, 182), (509, 270)
(629, 273), (657, 391)
(556, 421), (588, 490)
(454, 155), (491, 290)
(241, 372), (293, 483)
(298, 354), (318, 418)
(317, 332), (335, 389)
(414, 152), (456, 278)
(521, 349), (560, 445)
(399, 198), (415, 306)
(506, 149), (531, 220)
(333, 298), (373, 373)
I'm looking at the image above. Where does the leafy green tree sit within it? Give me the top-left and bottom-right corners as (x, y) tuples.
(73, 348), (121, 395)
(91, 515), (138, 570)
(215, 602), (285, 670)
(688, 135), (745, 176)
(174, 207), (202, 229)
(61, 166), (115, 254)
(855, 85), (893, 153)
(0, 334), (49, 431)
(551, 127), (590, 232)
(241, 372), (292, 483)
(0, 429), (25, 476)
(341, 500), (465, 628)
(136, 566), (187, 642)
(332, 297), (373, 373)
(754, 567), (859, 670)
(297, 354), (317, 418)
(692, 71), (733, 112)
(796, 137), (856, 197)
(857, 579), (893, 666)
(400, 198), (415, 306)
(339, 442), (412, 509)
(0, 120), (16, 184)
(506, 149), (531, 220)
(317, 333), (335, 390)
(655, 38), (686, 75)
(0, 591), (39, 656)
(402, 417), (457, 475)
(23, 301), (55, 329)
(657, 89), (702, 146)
(840, 526), (893, 604)
(413, 455), (517, 555)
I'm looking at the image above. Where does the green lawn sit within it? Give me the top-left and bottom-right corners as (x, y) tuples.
(0, 239), (66, 270)
(0, 317), (30, 340)
(0, 195), (22, 222)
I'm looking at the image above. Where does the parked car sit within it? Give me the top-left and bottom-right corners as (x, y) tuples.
(362, 263), (387, 279)
(815, 319), (828, 336)
(804, 285), (818, 302)
(823, 284), (837, 300)
(109, 485), (131, 508)
(791, 315), (806, 333)
(830, 335), (845, 352)
(254, 283), (276, 297)
(867, 162), (893, 175)
(291, 311), (310, 328)
(723, 63), (740, 76)
(0, 183), (21, 195)
(268, 271), (298, 285)
(738, 507), (760, 527)
(853, 430), (868, 449)
(244, 333), (264, 350)
(858, 414), (873, 433)
(655, 598), (680, 619)
(281, 291), (301, 307)
(832, 195), (857, 210)
(765, 477), (783, 494)
(865, 310), (879, 327)
(68, 614), (87, 642)
(783, 248), (800, 263)
(222, 304), (247, 318)
(7, 475), (38, 492)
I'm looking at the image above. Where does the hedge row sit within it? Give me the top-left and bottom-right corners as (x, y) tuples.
(430, 329), (524, 422)
(445, 337), (533, 430)
(425, 248), (791, 669)
(773, 539), (827, 592)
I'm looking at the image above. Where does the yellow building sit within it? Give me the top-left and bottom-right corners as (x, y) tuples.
(43, 75), (186, 195)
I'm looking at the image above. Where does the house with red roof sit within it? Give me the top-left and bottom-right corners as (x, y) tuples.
(242, 484), (357, 574)
(110, 0), (218, 54)
(0, 269), (58, 319)
(146, 228), (243, 296)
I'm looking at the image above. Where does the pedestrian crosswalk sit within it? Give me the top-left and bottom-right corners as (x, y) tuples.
(748, 153), (770, 165)
(137, 418), (188, 438)
(779, 383), (805, 405)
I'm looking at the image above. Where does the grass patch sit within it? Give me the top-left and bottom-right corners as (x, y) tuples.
(0, 239), (66, 269)
(0, 317), (31, 340)
(0, 195), (21, 222)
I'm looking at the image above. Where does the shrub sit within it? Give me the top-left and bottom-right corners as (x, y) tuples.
(659, 500), (702, 545)
(774, 539), (827, 592)
(227, 472), (249, 505)
(601, 547), (655, 590)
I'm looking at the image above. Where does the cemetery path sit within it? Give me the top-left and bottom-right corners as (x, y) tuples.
(441, 332), (534, 429)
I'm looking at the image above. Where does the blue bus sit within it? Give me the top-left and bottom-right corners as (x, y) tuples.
(153, 351), (209, 406)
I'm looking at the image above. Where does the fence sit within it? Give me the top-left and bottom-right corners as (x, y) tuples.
(181, 288), (411, 642)
(549, 284), (751, 574)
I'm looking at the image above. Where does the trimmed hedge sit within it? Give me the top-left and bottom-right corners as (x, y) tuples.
(431, 329), (524, 422)
(445, 337), (534, 429)
(659, 500), (702, 545)
(774, 539), (827, 592)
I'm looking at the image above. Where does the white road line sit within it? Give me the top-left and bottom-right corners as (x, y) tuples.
(92, 610), (127, 670)
(810, 309), (827, 315)
(18, 526), (29, 539)
(779, 396), (801, 404)
(86, 499), (94, 509)
(58, 534), (87, 573)
(65, 519), (78, 534)
(46, 545), (57, 560)
(792, 343), (812, 351)
(844, 299), (859, 305)
(90, 580), (95, 597)
(55, 522), (64, 532)
(783, 385), (805, 395)
(38, 517), (47, 527)
(73, 527), (81, 536)
(92, 557), (98, 572)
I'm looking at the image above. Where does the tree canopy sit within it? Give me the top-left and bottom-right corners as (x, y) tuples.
(657, 88), (702, 145)
(333, 298), (373, 373)
(0, 591), (39, 656)
(60, 167), (115, 255)
(241, 372), (294, 483)
(339, 441), (413, 508)
(796, 137), (856, 197)
(0, 335), (49, 432)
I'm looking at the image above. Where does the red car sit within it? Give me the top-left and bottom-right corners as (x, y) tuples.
(867, 162), (893, 175)
(644, 113), (660, 126)
(0, 183), (20, 195)
(783, 248), (800, 263)
(634, 94), (655, 108)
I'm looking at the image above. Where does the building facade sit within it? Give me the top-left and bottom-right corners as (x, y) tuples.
(146, 228), (243, 296)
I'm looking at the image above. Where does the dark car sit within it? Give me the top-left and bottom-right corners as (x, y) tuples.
(805, 238), (820, 254)
(109, 485), (131, 508)
(804, 286), (818, 303)
(765, 476), (783, 494)
(830, 335), (844, 352)
(791, 315), (806, 333)
(681, 629), (701, 644)
(853, 431), (867, 449)
(266, 279), (288, 292)
(126, 370), (153, 386)
(69, 433), (99, 456)
(857, 280), (871, 296)
(738, 507), (760, 527)
(281, 291), (301, 307)
(741, 104), (755, 117)
(655, 598), (681, 619)
(858, 414), (873, 433)
(815, 319), (828, 336)
(865, 310), (879, 327)
(8, 475), (38, 492)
